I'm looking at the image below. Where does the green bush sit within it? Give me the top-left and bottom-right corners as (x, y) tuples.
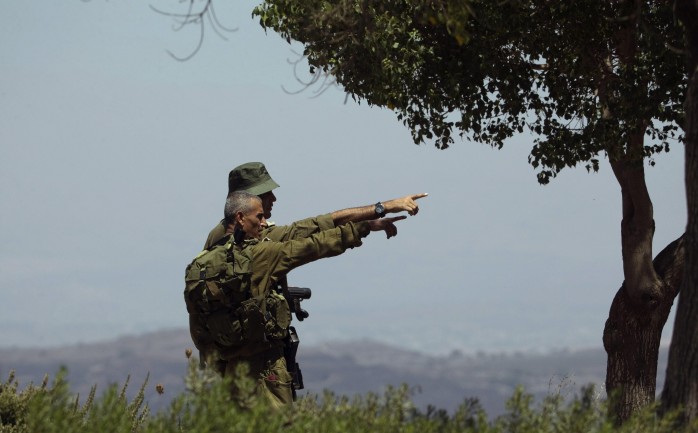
(3, 359), (697, 433)
(0, 370), (48, 433)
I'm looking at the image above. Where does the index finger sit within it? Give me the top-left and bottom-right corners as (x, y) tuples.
(411, 193), (429, 200)
(388, 215), (408, 222)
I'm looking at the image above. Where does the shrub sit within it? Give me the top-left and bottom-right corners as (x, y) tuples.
(0, 370), (48, 433)
(4, 358), (697, 433)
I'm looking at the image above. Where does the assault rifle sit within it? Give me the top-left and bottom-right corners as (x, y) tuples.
(277, 282), (312, 398)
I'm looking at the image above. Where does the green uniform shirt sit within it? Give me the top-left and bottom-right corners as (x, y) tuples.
(222, 220), (370, 358)
(203, 214), (335, 250)
(242, 220), (369, 298)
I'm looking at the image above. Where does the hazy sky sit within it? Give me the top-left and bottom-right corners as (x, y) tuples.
(0, 1), (687, 356)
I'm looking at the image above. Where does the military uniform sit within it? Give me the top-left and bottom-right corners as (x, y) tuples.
(201, 216), (336, 378)
(204, 220), (370, 407)
(204, 214), (335, 249)
(194, 161), (364, 407)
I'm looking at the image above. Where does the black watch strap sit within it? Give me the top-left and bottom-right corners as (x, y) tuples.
(375, 202), (386, 218)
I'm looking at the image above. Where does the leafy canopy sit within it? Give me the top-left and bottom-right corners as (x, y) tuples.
(254, 0), (686, 183)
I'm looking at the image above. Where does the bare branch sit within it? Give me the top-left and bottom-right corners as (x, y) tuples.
(281, 50), (340, 98)
(151, 0), (237, 61)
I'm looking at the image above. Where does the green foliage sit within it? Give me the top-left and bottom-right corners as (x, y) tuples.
(253, 0), (686, 184)
(147, 360), (290, 433)
(3, 359), (697, 432)
(0, 370), (48, 433)
(23, 369), (147, 433)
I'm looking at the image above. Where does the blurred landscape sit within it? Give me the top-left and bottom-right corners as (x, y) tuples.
(0, 329), (668, 416)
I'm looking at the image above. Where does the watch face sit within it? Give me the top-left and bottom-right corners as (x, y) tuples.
(375, 202), (385, 215)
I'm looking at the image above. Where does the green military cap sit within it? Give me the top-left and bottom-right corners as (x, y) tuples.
(228, 162), (280, 195)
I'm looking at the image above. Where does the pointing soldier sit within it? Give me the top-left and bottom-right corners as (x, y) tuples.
(198, 191), (413, 407)
(204, 162), (427, 249)
(189, 161), (427, 403)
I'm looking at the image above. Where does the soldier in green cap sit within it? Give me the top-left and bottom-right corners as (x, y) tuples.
(204, 162), (281, 248)
(204, 161), (427, 249)
(197, 191), (411, 408)
(193, 161), (427, 399)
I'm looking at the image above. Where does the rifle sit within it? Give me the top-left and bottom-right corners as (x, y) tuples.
(277, 280), (312, 397)
(286, 286), (312, 321)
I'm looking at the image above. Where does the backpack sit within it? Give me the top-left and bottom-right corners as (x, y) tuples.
(184, 235), (291, 362)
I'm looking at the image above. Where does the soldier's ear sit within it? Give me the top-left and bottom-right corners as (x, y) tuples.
(235, 211), (245, 224)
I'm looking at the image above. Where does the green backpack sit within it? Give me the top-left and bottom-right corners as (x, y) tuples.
(184, 235), (291, 361)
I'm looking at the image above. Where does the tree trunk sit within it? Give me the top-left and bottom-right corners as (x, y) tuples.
(661, 0), (698, 424)
(603, 232), (684, 423)
(600, 1), (685, 421)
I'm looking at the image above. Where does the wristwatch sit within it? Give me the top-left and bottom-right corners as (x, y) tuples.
(374, 202), (386, 218)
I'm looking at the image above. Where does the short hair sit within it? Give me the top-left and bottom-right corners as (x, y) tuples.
(224, 191), (261, 224)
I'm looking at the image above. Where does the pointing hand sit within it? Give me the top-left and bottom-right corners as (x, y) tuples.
(385, 193), (428, 216)
(367, 216), (407, 239)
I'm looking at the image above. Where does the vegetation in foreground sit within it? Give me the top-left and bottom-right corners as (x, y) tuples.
(1, 359), (696, 433)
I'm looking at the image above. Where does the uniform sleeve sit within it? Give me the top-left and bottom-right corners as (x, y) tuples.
(251, 221), (370, 295)
(262, 214), (335, 242)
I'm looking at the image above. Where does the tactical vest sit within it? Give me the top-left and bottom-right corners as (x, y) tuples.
(184, 235), (291, 359)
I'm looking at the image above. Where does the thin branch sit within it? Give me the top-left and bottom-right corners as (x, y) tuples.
(281, 50), (340, 98)
(151, 0), (237, 61)
(166, 18), (205, 62)
(208, 1), (238, 35)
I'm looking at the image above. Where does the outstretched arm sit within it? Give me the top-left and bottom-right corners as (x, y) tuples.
(331, 193), (428, 226)
(253, 216), (409, 295)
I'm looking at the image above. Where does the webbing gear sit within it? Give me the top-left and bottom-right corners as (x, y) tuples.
(184, 235), (291, 357)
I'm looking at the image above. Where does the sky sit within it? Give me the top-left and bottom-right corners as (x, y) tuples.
(0, 1), (687, 356)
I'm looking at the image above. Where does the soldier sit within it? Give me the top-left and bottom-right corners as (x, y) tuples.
(217, 191), (412, 407)
(191, 161), (427, 399)
(204, 161), (427, 249)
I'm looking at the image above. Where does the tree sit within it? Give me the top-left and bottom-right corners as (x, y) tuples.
(251, 0), (688, 423)
(661, 0), (698, 425)
(153, 0), (692, 423)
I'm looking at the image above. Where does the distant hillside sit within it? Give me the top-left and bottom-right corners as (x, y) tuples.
(0, 329), (668, 416)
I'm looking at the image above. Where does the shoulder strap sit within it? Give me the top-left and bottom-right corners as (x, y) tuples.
(215, 232), (233, 249)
